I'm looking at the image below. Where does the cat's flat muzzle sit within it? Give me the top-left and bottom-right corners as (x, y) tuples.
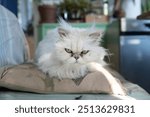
(73, 54), (80, 60)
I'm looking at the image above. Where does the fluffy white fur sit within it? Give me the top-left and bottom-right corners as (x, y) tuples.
(35, 19), (108, 79)
(35, 20), (126, 95)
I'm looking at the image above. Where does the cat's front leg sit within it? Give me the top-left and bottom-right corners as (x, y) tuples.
(56, 65), (88, 79)
(55, 68), (71, 79)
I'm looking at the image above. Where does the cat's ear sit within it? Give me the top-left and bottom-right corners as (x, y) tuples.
(89, 31), (102, 41)
(58, 28), (69, 38)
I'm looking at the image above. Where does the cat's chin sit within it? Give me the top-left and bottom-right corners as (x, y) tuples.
(63, 61), (84, 65)
(71, 60), (86, 64)
(62, 58), (85, 64)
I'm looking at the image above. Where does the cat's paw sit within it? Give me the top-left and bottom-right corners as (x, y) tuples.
(87, 62), (104, 72)
(56, 65), (88, 79)
(55, 69), (81, 79)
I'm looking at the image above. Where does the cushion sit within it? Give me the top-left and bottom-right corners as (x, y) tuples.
(0, 63), (126, 95)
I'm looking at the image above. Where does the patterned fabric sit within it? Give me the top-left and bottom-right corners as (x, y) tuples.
(0, 5), (30, 67)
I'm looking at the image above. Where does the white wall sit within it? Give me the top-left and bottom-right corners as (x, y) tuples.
(122, 0), (141, 19)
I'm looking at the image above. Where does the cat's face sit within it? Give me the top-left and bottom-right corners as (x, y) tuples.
(55, 28), (106, 64)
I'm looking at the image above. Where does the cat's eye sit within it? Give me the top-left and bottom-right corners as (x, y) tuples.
(81, 50), (89, 55)
(64, 48), (72, 53)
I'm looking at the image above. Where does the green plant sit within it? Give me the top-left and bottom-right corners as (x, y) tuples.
(58, 0), (91, 18)
(58, 0), (91, 21)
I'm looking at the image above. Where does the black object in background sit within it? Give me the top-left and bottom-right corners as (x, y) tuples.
(120, 19), (150, 93)
(0, 0), (18, 16)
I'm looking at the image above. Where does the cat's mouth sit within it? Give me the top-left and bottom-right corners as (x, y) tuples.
(74, 61), (82, 64)
(75, 61), (78, 63)
(74, 60), (81, 64)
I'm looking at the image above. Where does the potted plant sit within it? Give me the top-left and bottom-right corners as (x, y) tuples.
(58, 0), (91, 22)
(37, 0), (57, 23)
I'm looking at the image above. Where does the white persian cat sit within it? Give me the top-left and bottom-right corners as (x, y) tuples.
(35, 19), (108, 79)
(35, 19), (126, 95)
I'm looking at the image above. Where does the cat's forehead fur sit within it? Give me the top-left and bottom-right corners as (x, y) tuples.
(58, 18), (101, 52)
(58, 18), (99, 34)
(66, 34), (87, 52)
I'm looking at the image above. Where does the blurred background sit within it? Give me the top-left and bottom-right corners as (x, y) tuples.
(0, 0), (150, 93)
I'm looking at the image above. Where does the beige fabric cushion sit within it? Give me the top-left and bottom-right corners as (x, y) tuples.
(0, 63), (125, 95)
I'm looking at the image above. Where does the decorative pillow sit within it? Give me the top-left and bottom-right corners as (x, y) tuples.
(0, 63), (126, 95)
